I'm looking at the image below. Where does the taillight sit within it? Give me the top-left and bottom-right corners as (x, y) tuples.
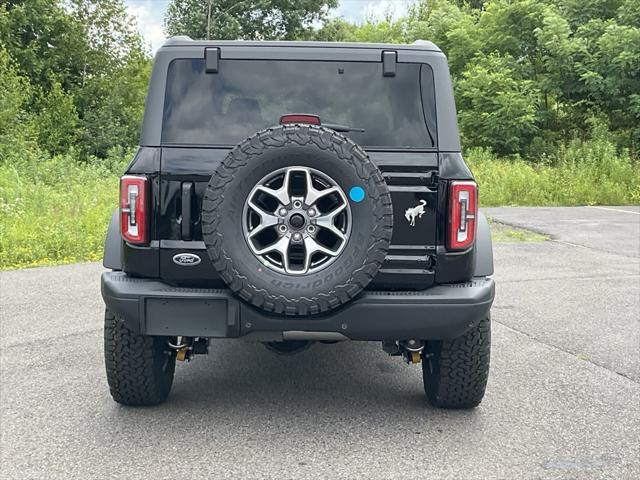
(447, 180), (477, 250)
(120, 175), (149, 244)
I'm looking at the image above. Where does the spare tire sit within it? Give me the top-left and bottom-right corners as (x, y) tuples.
(201, 124), (392, 316)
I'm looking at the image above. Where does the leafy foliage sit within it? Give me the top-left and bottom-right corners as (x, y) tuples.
(165, 0), (338, 40)
(0, 48), (32, 155)
(36, 81), (80, 155)
(456, 54), (538, 155)
(0, 0), (152, 269)
(0, 0), (638, 270)
(312, 0), (640, 158)
(0, 0), (149, 158)
(0, 151), (127, 269)
(468, 134), (640, 206)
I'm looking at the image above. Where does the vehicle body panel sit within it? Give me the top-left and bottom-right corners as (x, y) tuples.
(103, 39), (492, 340)
(102, 270), (494, 340)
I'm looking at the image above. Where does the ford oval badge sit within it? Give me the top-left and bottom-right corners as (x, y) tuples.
(172, 253), (201, 266)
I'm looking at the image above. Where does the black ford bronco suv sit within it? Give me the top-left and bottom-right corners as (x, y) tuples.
(101, 38), (495, 409)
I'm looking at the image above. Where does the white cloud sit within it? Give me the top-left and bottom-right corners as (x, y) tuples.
(125, 0), (169, 53)
(333, 0), (413, 23)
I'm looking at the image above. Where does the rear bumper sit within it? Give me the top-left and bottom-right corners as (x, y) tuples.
(101, 272), (494, 341)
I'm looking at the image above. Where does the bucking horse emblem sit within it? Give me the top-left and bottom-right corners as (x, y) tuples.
(404, 200), (427, 227)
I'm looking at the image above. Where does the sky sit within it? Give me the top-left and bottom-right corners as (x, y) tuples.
(124, 0), (414, 53)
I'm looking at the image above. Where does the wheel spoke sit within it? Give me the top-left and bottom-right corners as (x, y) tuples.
(247, 220), (278, 239)
(255, 185), (290, 207)
(256, 168), (293, 207)
(303, 169), (317, 205)
(304, 168), (344, 206)
(254, 235), (291, 270)
(303, 235), (340, 272)
(247, 199), (279, 238)
(315, 203), (347, 240)
(305, 183), (340, 207)
(323, 223), (347, 241)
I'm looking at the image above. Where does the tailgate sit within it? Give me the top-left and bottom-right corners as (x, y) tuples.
(158, 148), (438, 290)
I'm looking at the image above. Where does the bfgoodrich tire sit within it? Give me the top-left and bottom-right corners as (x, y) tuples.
(104, 309), (175, 406)
(422, 316), (491, 409)
(201, 124), (393, 316)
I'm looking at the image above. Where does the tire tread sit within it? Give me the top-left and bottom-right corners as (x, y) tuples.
(104, 309), (175, 406)
(423, 316), (491, 409)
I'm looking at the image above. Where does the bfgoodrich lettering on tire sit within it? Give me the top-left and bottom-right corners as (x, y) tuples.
(201, 124), (393, 316)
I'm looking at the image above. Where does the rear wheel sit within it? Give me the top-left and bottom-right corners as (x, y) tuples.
(422, 316), (491, 409)
(104, 309), (176, 406)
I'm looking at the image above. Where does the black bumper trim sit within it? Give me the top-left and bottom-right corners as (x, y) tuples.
(101, 272), (494, 341)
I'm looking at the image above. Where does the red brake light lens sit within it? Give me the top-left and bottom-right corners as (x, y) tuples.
(279, 114), (321, 125)
(120, 175), (149, 245)
(447, 181), (477, 250)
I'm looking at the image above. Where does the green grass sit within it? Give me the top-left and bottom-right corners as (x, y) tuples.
(0, 136), (638, 270)
(489, 221), (549, 243)
(467, 139), (640, 207)
(0, 152), (126, 270)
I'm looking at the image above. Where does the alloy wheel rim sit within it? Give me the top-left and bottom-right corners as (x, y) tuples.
(242, 166), (352, 275)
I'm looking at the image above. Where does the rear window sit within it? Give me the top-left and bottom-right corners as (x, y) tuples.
(162, 59), (436, 149)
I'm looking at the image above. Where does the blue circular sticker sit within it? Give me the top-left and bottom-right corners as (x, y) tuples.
(349, 186), (365, 203)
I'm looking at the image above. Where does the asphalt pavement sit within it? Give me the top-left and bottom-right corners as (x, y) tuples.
(1, 206), (639, 479)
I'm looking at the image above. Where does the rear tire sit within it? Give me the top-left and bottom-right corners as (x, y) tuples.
(422, 316), (491, 409)
(104, 309), (176, 406)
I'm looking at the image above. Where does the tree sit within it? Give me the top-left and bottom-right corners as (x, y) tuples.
(0, 47), (33, 160)
(309, 18), (359, 42)
(0, 0), (150, 157)
(451, 0), (487, 11)
(554, 0), (625, 28)
(405, 0), (482, 76)
(36, 81), (79, 155)
(79, 52), (151, 157)
(0, 0), (88, 93)
(164, 0), (338, 40)
(2, 0), (638, 160)
(456, 54), (539, 155)
(575, 20), (640, 152)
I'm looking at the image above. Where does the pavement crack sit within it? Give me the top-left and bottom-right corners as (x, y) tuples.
(493, 319), (639, 385)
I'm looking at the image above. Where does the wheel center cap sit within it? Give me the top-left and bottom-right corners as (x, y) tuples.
(289, 213), (306, 229)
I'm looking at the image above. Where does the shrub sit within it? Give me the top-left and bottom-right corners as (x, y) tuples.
(0, 150), (128, 269)
(468, 137), (640, 206)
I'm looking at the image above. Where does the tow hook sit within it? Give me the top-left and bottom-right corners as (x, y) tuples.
(409, 351), (421, 364)
(176, 345), (189, 362)
(167, 337), (209, 362)
(383, 340), (425, 364)
(400, 339), (424, 364)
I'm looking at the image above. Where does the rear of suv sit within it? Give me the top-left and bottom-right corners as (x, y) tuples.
(101, 39), (495, 409)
